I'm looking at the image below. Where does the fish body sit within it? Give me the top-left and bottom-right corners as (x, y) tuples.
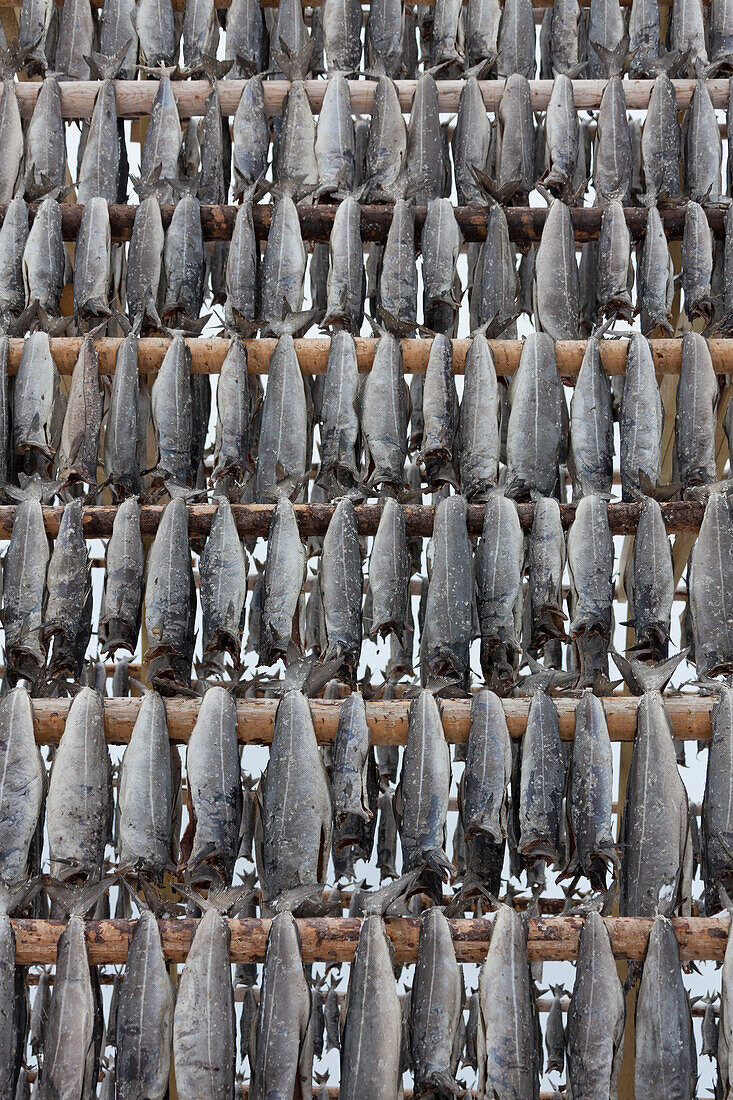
(702, 687), (733, 911)
(410, 908), (462, 1095)
(99, 495), (144, 655)
(116, 910), (174, 1100)
(497, 0), (536, 76)
(0, 683), (44, 884)
(568, 691), (618, 888)
(458, 334), (500, 500)
(141, 75), (181, 202)
(0, 195), (28, 327)
(24, 77), (65, 199)
(117, 691), (172, 880)
(260, 195), (307, 333)
(534, 199), (579, 340)
(626, 495), (674, 661)
(620, 332), (663, 500)
(151, 336), (193, 487)
(682, 200), (715, 323)
(369, 497), (409, 642)
(476, 491), (524, 694)
(321, 498), (362, 679)
(594, 76), (632, 204)
(638, 204), (674, 334)
(77, 78), (121, 205)
(402, 73), (444, 205)
(452, 77), (491, 206)
(315, 73), (356, 197)
(567, 494), (614, 689)
(690, 492), (733, 678)
(684, 80), (722, 202)
(422, 494), (472, 685)
(378, 199), (417, 335)
(675, 331), (717, 489)
(361, 333), (409, 491)
(104, 334), (141, 496)
(470, 204), (518, 338)
(519, 689), (565, 866)
(642, 73), (681, 204)
(73, 197), (111, 323)
(144, 496), (196, 686)
(39, 915), (97, 1099)
(596, 199), (634, 320)
(260, 496), (306, 665)
(3, 487), (49, 681)
(569, 335), (614, 498)
(567, 911), (625, 1099)
(43, 498), (92, 678)
(318, 330), (360, 494)
(364, 76), (405, 201)
(57, 336), (102, 487)
(332, 693), (378, 860)
(200, 496), (248, 660)
(543, 74), (579, 200)
(505, 332), (564, 499)
(323, 196), (364, 332)
(256, 334), (309, 501)
(163, 192), (205, 324)
(497, 74), (535, 200)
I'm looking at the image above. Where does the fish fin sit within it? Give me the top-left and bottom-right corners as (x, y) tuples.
(610, 648), (689, 695)
(45, 875), (115, 917)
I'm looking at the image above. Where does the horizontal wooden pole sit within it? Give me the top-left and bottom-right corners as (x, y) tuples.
(9, 915), (729, 964)
(0, 500), (705, 541)
(3, 203), (724, 243)
(17, 336), (732, 377)
(15, 694), (717, 746)
(2, 79), (728, 119)
(0, 0), (654, 8)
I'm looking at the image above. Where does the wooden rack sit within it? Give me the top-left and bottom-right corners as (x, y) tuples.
(17, 694), (720, 745)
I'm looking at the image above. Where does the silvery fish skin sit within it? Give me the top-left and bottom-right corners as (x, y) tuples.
(701, 687), (733, 911)
(458, 334), (500, 501)
(332, 692), (378, 859)
(476, 491), (524, 694)
(527, 496), (566, 652)
(200, 496), (248, 660)
(420, 332), (456, 488)
(364, 76), (406, 201)
(365, 0), (403, 77)
(0, 64), (22, 204)
(100, 0), (137, 77)
(252, 912), (313, 1100)
(593, 76), (632, 203)
(213, 338), (250, 483)
(543, 75), (579, 200)
(13, 331), (64, 460)
(182, 0), (218, 71)
(117, 690), (172, 881)
(568, 691), (618, 888)
(39, 910), (98, 1099)
(620, 685), (691, 916)
(136, 0), (178, 66)
(519, 688), (565, 865)
(275, 81), (318, 200)
(183, 686), (242, 884)
(151, 336), (193, 487)
(240, 984), (258, 1071)
(126, 196), (164, 330)
(569, 335), (614, 499)
(18, 0), (54, 72)
(710, 0), (733, 69)
(321, 497), (362, 677)
(720, 921), (733, 1097)
(671, 0), (708, 74)
(396, 689), (451, 894)
(497, 0), (536, 76)
(410, 908), (462, 1095)
(702, 997), (718, 1058)
(629, 0), (661, 73)
(578, 241), (598, 335)
(141, 75), (181, 203)
(232, 77), (269, 193)
(271, 0), (311, 68)
(260, 195), (307, 333)
(57, 335), (102, 487)
(470, 203), (518, 338)
(317, 330), (360, 494)
(30, 968), (50, 1056)
(116, 908), (174, 1100)
(256, 690), (332, 904)
(173, 904), (237, 1100)
(323, 197), (364, 332)
(682, 201), (715, 323)
(684, 80), (722, 202)
(549, 0), (580, 73)
(460, 688), (512, 863)
(691, 492), (733, 678)
(534, 199), (580, 340)
(452, 77), (491, 206)
(566, 911), (625, 1099)
(56, 0), (95, 75)
(377, 789), (399, 879)
(597, 198), (633, 319)
(675, 331), (718, 489)
(321, 0), (361, 71)
(587, 0), (628, 77)
(505, 332), (564, 499)
(620, 332), (664, 500)
(477, 906), (541, 1100)
(260, 495), (306, 664)
(497, 74), (535, 200)
(43, 498), (92, 677)
(256, 333), (309, 502)
(641, 72), (681, 204)
(3, 485), (49, 680)
(226, 0), (267, 75)
(0, 683), (44, 884)
(421, 198), (462, 336)
(0, 195), (27, 327)
(340, 916), (402, 1100)
(198, 83), (226, 206)
(0, 336), (6, 489)
(315, 74), (355, 198)
(104, 334), (141, 496)
(163, 192), (205, 323)
(567, 495), (614, 689)
(431, 0), (462, 66)
(422, 494), (472, 684)
(77, 74), (121, 205)
(361, 332), (409, 491)
(634, 916), (697, 1099)
(72, 196), (111, 323)
(99, 495), (144, 655)
(465, 0), (500, 65)
(378, 199), (418, 334)
(626, 495), (674, 661)
(144, 496), (196, 684)
(24, 77), (65, 200)
(369, 497), (409, 641)
(545, 986), (565, 1074)
(46, 687), (112, 880)
(402, 73), (444, 204)
(224, 204), (258, 335)
(638, 204), (675, 335)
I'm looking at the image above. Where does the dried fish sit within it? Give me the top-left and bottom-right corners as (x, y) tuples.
(594, 76), (632, 204)
(144, 496), (196, 687)
(117, 690), (172, 881)
(422, 494), (473, 685)
(569, 335), (614, 499)
(260, 496), (306, 665)
(332, 692), (378, 860)
(364, 76), (406, 201)
(57, 333), (102, 487)
(690, 492), (733, 678)
(3, 476), (50, 682)
(43, 498), (92, 678)
(620, 332), (664, 500)
(534, 198), (580, 339)
(200, 496), (248, 661)
(151, 336), (193, 487)
(73, 196), (112, 325)
(410, 907), (462, 1095)
(470, 203), (519, 338)
(505, 332), (564, 499)
(567, 494), (614, 690)
(625, 495), (674, 662)
(567, 911), (626, 1097)
(361, 332), (409, 492)
(637, 204), (675, 335)
(99, 495), (144, 656)
(596, 199), (634, 320)
(682, 200), (715, 324)
(0, 683), (44, 885)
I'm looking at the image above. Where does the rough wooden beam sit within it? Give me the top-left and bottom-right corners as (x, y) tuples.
(3, 79), (729, 119)
(3, 202), (723, 242)
(10, 914), (730, 965)
(17, 335), (733, 377)
(16, 694), (719, 746)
